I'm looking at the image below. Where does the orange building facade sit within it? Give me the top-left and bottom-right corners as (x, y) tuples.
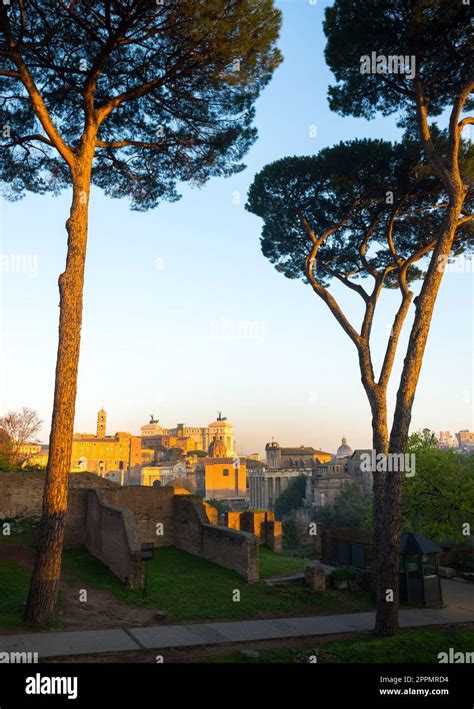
(196, 458), (247, 501)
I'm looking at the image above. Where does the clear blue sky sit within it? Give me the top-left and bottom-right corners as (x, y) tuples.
(0, 0), (472, 456)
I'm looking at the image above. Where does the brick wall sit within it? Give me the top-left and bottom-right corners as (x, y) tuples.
(0, 472), (45, 518)
(0, 473), (258, 586)
(226, 510), (243, 530)
(204, 502), (219, 525)
(202, 524), (259, 583)
(237, 510), (275, 540)
(174, 495), (259, 582)
(64, 489), (88, 547)
(173, 495), (209, 556)
(101, 486), (175, 547)
(0, 472), (116, 524)
(224, 509), (280, 554)
(85, 490), (143, 588)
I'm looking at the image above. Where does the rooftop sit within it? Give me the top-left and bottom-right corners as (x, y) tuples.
(281, 446), (332, 457)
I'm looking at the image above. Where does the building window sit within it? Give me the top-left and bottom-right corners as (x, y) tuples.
(223, 469), (229, 477)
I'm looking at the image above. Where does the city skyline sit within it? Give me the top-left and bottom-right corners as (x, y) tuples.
(1, 0), (472, 456)
(22, 404), (474, 460)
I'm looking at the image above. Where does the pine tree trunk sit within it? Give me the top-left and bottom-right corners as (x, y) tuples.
(374, 196), (465, 637)
(25, 153), (93, 626)
(368, 394), (388, 600)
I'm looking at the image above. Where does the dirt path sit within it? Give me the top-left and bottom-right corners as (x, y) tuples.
(0, 542), (155, 632)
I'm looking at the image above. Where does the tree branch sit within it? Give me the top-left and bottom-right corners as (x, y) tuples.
(0, 8), (74, 167)
(449, 75), (474, 173)
(301, 217), (362, 349)
(359, 214), (382, 278)
(0, 68), (20, 78)
(378, 289), (414, 389)
(414, 76), (452, 190)
(95, 138), (185, 149)
(1, 132), (54, 148)
(320, 262), (369, 302)
(459, 116), (474, 130)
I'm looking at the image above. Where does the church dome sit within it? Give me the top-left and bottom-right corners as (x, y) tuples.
(336, 436), (353, 459)
(208, 434), (227, 458)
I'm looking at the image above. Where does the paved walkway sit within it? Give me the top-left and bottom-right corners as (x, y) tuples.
(0, 580), (472, 659)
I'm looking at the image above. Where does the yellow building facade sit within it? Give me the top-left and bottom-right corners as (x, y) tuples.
(17, 442), (49, 468)
(71, 409), (153, 477)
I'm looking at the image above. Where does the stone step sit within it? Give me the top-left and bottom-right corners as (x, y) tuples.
(263, 573), (305, 586)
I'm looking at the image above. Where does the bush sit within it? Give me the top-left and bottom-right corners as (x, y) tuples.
(282, 519), (299, 549)
(330, 566), (357, 584)
(312, 482), (372, 528)
(274, 475), (307, 518)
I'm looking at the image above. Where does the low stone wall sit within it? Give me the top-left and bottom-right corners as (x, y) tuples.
(174, 495), (259, 582)
(0, 472), (118, 549)
(85, 490), (143, 588)
(173, 495), (208, 556)
(224, 509), (281, 553)
(202, 524), (259, 583)
(239, 510), (274, 538)
(226, 511), (242, 531)
(0, 472), (257, 586)
(204, 502), (219, 525)
(0, 471), (116, 520)
(64, 489), (89, 547)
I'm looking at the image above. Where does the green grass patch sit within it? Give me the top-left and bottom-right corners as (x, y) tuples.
(258, 547), (307, 578)
(209, 629), (474, 663)
(286, 545), (321, 560)
(62, 546), (355, 623)
(0, 531), (373, 627)
(319, 628), (474, 663)
(62, 548), (144, 604)
(0, 558), (31, 628)
(0, 518), (38, 549)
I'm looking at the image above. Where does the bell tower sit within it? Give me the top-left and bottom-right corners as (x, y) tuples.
(97, 408), (106, 438)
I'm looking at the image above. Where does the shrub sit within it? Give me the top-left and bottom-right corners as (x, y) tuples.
(330, 565), (357, 584)
(282, 519), (299, 549)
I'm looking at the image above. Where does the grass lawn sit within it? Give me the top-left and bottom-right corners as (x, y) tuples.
(209, 628), (474, 663)
(0, 518), (37, 549)
(62, 546), (355, 623)
(286, 544), (321, 560)
(0, 558), (31, 629)
(0, 521), (373, 626)
(258, 546), (307, 578)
